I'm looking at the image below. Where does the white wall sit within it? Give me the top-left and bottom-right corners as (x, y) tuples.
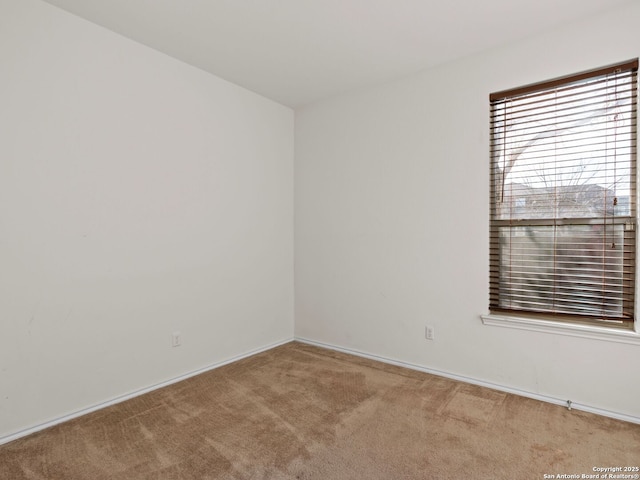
(295, 2), (640, 419)
(0, 0), (293, 439)
(2, 0), (638, 442)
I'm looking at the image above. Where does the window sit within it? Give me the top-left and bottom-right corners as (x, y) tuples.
(489, 60), (638, 328)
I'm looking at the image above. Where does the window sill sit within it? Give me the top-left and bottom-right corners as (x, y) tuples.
(480, 313), (640, 345)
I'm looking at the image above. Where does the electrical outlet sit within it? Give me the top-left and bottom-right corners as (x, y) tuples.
(425, 326), (435, 340)
(172, 331), (181, 347)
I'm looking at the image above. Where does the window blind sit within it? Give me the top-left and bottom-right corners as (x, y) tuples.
(489, 60), (638, 323)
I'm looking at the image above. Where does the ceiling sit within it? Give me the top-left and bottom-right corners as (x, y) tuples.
(42, 0), (632, 108)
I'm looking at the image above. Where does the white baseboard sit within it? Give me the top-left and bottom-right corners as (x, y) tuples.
(295, 336), (640, 425)
(4, 334), (636, 447)
(0, 337), (294, 446)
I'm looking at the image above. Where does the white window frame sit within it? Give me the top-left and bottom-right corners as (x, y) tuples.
(484, 60), (640, 344)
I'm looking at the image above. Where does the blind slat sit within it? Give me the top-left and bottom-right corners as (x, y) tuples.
(488, 59), (637, 321)
(490, 59), (638, 101)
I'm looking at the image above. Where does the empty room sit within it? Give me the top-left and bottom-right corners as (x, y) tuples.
(1, 0), (639, 478)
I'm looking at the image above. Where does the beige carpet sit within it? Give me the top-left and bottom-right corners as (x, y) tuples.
(1, 342), (638, 479)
